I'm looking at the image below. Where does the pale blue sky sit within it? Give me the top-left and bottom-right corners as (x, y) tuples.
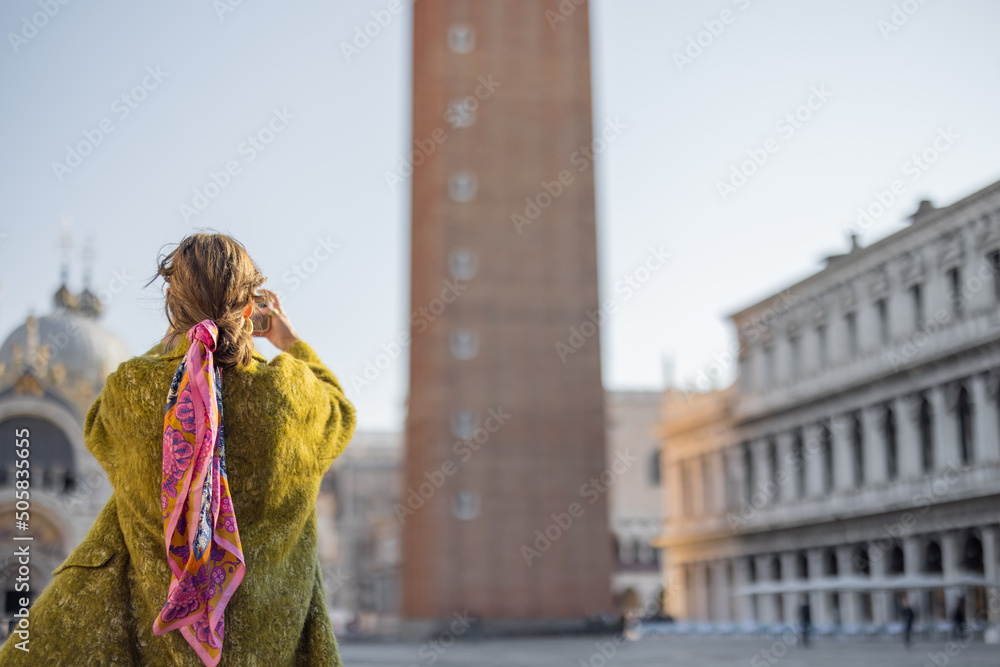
(2, 0), (998, 430)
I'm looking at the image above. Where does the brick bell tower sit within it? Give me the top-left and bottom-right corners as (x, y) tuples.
(401, 0), (612, 633)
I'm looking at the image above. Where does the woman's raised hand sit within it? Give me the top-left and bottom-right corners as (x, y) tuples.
(255, 288), (302, 352)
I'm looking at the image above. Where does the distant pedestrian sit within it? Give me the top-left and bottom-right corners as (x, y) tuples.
(901, 594), (915, 647)
(951, 596), (967, 640)
(799, 596), (812, 648)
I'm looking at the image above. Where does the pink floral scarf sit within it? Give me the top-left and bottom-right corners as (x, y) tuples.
(152, 320), (245, 667)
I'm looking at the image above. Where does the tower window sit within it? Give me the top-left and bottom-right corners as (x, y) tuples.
(448, 249), (478, 281)
(449, 330), (478, 360)
(448, 172), (477, 202)
(450, 411), (479, 440)
(446, 98), (476, 128)
(447, 24), (475, 53)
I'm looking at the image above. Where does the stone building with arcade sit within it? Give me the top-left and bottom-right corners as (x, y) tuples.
(658, 178), (1000, 639)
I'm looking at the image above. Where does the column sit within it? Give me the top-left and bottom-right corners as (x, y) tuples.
(973, 372), (1000, 464)
(726, 447), (745, 512)
(836, 545), (860, 628)
(691, 457), (705, 518)
(862, 406), (888, 484)
(982, 526), (999, 641)
(752, 440), (772, 507)
(904, 536), (923, 620)
(831, 414), (854, 492)
(755, 554), (777, 625)
(807, 549), (830, 629)
(869, 543), (891, 626)
(895, 394), (921, 479)
(803, 423), (824, 498)
(666, 562), (686, 620)
(942, 530), (961, 617)
(666, 461), (683, 522)
(733, 557), (753, 625)
(689, 562), (705, 622)
(931, 385), (958, 469)
(780, 551), (798, 626)
(709, 561), (726, 623)
(705, 451), (723, 516)
(775, 432), (794, 503)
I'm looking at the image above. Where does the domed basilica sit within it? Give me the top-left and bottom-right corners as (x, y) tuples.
(0, 278), (129, 623)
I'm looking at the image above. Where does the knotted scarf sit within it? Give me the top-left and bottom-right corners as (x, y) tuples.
(152, 319), (245, 667)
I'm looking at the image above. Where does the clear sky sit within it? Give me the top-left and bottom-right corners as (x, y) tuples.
(2, 0), (998, 430)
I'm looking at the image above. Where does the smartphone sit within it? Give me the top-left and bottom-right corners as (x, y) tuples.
(250, 294), (272, 333)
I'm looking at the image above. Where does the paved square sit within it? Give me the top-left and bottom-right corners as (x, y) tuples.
(339, 635), (999, 666)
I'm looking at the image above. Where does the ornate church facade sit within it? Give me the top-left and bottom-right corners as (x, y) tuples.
(658, 178), (1000, 639)
(0, 281), (129, 626)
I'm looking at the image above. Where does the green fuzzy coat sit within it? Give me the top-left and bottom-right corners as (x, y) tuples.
(0, 336), (356, 666)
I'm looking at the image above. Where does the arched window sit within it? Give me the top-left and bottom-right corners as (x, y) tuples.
(648, 449), (662, 486)
(792, 430), (805, 497)
(851, 413), (864, 486)
(962, 530), (984, 574)
(924, 540), (943, 575)
(742, 441), (754, 504)
(796, 552), (809, 580)
(919, 395), (933, 473)
(884, 406), (898, 480)
(824, 549), (838, 577)
(853, 546), (870, 577)
(820, 423), (833, 492)
(767, 438), (778, 489)
(0, 416), (77, 494)
(957, 385), (973, 465)
(889, 544), (905, 576)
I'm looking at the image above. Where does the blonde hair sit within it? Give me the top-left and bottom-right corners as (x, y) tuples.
(149, 233), (266, 370)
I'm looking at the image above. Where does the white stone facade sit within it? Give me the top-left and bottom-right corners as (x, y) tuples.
(658, 180), (1000, 637)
